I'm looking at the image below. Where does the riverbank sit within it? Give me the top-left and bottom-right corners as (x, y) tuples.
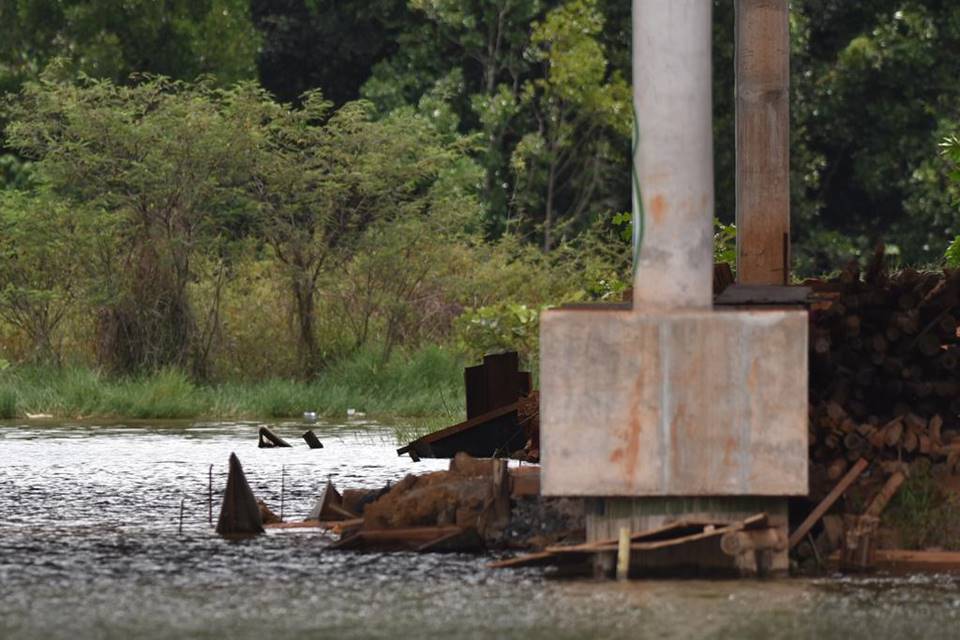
(0, 346), (466, 426)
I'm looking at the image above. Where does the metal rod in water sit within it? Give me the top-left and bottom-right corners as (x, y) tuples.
(208, 464), (213, 526)
(280, 465), (285, 521)
(178, 498), (185, 535)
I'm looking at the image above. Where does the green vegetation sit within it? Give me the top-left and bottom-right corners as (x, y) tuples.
(0, 346), (465, 421)
(886, 462), (960, 550)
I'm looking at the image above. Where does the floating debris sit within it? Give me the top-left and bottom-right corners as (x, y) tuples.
(302, 430), (323, 449)
(258, 426), (291, 448)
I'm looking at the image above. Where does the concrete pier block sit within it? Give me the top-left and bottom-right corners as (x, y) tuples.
(540, 308), (808, 497)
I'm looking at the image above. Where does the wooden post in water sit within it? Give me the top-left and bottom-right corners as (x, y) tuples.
(616, 527), (631, 581)
(208, 464), (213, 526)
(280, 465), (286, 521)
(735, 0), (791, 285)
(178, 498), (185, 535)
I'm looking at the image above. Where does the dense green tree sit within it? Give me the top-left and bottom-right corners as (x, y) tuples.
(0, 190), (97, 363)
(511, 0), (630, 251)
(791, 0), (960, 267)
(0, 0), (258, 93)
(5, 73), (263, 373)
(253, 94), (482, 376)
(251, 0), (408, 106)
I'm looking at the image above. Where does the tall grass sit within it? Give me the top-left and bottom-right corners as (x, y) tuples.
(0, 344), (467, 422)
(0, 386), (16, 419)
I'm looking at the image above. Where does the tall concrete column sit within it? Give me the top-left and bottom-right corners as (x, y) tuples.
(633, 0), (714, 310)
(735, 0), (790, 285)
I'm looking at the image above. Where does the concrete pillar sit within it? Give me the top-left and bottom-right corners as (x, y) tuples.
(633, 0), (714, 309)
(543, 0), (805, 578)
(735, 0), (791, 285)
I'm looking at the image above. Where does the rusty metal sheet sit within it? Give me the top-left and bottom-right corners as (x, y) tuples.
(539, 308), (808, 497)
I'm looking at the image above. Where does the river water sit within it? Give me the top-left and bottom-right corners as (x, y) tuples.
(2, 422), (960, 640)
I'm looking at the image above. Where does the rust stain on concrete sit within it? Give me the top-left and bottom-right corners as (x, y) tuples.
(723, 436), (737, 467)
(649, 194), (667, 224)
(620, 375), (647, 483)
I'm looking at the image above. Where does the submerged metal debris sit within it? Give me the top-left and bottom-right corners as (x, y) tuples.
(216, 453), (264, 535)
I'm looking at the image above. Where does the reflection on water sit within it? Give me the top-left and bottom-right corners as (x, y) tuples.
(2, 422), (960, 639)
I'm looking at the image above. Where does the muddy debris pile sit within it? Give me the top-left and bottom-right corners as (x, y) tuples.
(215, 450), (581, 553)
(330, 453), (579, 552)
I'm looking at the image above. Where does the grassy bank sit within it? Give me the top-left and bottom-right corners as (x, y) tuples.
(0, 345), (466, 424)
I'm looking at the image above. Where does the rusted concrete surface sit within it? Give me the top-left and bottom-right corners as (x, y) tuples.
(540, 308), (808, 497)
(632, 0), (714, 309)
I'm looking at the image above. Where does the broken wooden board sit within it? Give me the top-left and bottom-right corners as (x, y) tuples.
(789, 458), (869, 549)
(397, 402), (524, 459)
(258, 426), (292, 448)
(493, 513), (770, 572)
(869, 549), (960, 574)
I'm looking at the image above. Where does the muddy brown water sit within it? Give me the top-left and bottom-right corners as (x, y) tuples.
(3, 422), (960, 639)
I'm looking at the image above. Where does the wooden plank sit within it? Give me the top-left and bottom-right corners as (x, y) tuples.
(258, 426), (292, 448)
(588, 524), (736, 554)
(554, 514), (770, 555)
(547, 519), (727, 554)
(735, 0), (791, 285)
(871, 549), (960, 573)
(789, 457), (869, 549)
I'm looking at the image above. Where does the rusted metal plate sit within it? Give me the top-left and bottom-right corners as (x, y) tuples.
(465, 352), (530, 419)
(539, 308), (808, 496)
(396, 403), (524, 459)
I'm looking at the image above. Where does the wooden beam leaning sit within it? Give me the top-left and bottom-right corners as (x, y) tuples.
(789, 457), (869, 549)
(735, 0), (791, 285)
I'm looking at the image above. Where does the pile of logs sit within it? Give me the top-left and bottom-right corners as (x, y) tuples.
(807, 246), (960, 486)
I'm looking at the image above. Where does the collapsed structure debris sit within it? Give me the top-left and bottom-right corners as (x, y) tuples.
(329, 454), (576, 552)
(258, 426), (291, 448)
(398, 352), (540, 461)
(492, 513), (786, 578)
(302, 430), (323, 449)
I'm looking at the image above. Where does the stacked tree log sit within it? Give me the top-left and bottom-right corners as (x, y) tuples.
(807, 247), (960, 495)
